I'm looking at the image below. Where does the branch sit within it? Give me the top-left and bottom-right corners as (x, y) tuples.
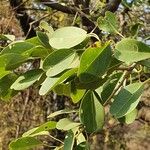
(41, 0), (121, 35)
(41, 0), (100, 34)
(9, 0), (36, 38)
(25, 13), (52, 39)
(41, 0), (76, 14)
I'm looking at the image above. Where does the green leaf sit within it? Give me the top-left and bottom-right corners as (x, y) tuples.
(56, 118), (81, 131)
(78, 43), (112, 83)
(0, 73), (18, 101)
(76, 133), (86, 145)
(53, 83), (71, 96)
(130, 23), (141, 37)
(140, 59), (150, 68)
(48, 109), (78, 118)
(39, 68), (77, 95)
(75, 77), (107, 90)
(39, 77), (59, 95)
(22, 121), (56, 137)
(1, 41), (34, 54)
(22, 46), (49, 59)
(73, 37), (90, 49)
(49, 27), (87, 49)
(98, 72), (122, 104)
(0, 34), (15, 41)
(125, 108), (138, 124)
(107, 57), (122, 74)
(110, 82), (144, 118)
(97, 11), (119, 34)
(9, 137), (42, 150)
(0, 53), (28, 70)
(43, 49), (76, 76)
(115, 38), (150, 64)
(64, 130), (75, 150)
(0, 68), (11, 79)
(36, 31), (51, 48)
(11, 69), (43, 90)
(79, 91), (104, 133)
(40, 21), (54, 37)
(76, 142), (90, 150)
(70, 82), (86, 103)
(25, 37), (43, 46)
(118, 109), (137, 124)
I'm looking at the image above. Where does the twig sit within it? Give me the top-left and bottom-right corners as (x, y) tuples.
(43, 144), (58, 148)
(3, 13), (14, 34)
(104, 63), (136, 106)
(12, 0), (29, 11)
(25, 13), (52, 39)
(116, 66), (135, 71)
(48, 134), (64, 144)
(72, 12), (78, 26)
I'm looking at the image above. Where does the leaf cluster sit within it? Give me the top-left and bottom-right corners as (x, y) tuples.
(0, 13), (150, 150)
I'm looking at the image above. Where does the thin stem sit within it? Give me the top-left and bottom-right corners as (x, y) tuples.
(43, 144), (57, 148)
(25, 13), (52, 39)
(90, 24), (98, 34)
(12, 0), (29, 11)
(116, 31), (125, 38)
(48, 134), (64, 144)
(72, 12), (78, 26)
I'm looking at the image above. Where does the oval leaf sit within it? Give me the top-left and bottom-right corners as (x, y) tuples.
(1, 41), (34, 54)
(115, 38), (150, 64)
(11, 69), (43, 90)
(0, 73), (18, 101)
(0, 34), (15, 41)
(22, 121), (56, 137)
(43, 49), (76, 76)
(39, 68), (77, 95)
(110, 82), (144, 118)
(49, 27), (87, 49)
(56, 118), (81, 131)
(79, 91), (104, 133)
(0, 53), (28, 70)
(25, 37), (43, 46)
(97, 11), (119, 34)
(40, 21), (54, 35)
(118, 109), (138, 124)
(64, 130), (75, 150)
(98, 72), (122, 104)
(48, 109), (78, 118)
(36, 31), (51, 48)
(23, 46), (49, 59)
(9, 137), (42, 150)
